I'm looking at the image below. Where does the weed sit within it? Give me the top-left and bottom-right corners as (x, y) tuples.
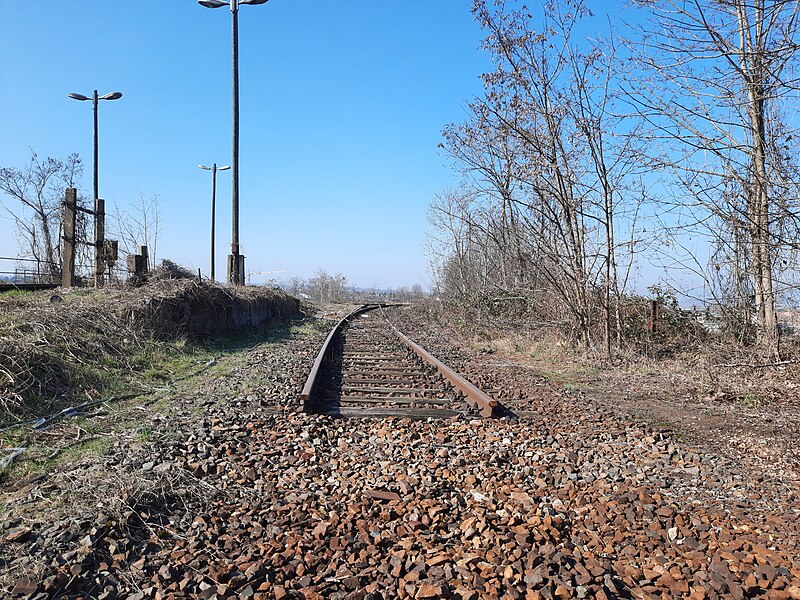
(2, 434), (111, 482)
(130, 341), (214, 383)
(291, 320), (325, 336)
(208, 364), (233, 378)
(135, 427), (151, 443)
(59, 436), (111, 461)
(736, 393), (762, 409)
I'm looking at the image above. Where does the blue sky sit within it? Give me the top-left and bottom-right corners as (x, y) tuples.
(0, 0), (495, 288)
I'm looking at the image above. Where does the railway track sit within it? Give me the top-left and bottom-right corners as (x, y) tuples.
(301, 305), (503, 419)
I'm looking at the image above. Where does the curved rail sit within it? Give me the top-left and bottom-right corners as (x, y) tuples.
(300, 304), (380, 413)
(301, 305), (500, 418)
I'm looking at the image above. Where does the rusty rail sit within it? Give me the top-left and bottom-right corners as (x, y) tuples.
(389, 326), (499, 418)
(300, 304), (381, 413)
(301, 305), (500, 418)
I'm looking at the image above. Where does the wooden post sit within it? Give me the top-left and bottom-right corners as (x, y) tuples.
(649, 299), (659, 334)
(61, 188), (77, 288)
(94, 198), (106, 286)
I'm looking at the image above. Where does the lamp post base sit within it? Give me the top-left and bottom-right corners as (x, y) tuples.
(228, 254), (245, 285)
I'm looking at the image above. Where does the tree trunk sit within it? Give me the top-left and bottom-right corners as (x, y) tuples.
(740, 3), (780, 357)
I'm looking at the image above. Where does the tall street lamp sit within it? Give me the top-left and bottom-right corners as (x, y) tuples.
(198, 0), (269, 286)
(68, 89), (123, 285)
(198, 163), (230, 282)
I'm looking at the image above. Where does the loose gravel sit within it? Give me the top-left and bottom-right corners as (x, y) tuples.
(2, 304), (799, 599)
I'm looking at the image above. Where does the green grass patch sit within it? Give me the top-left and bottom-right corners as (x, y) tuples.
(1, 434), (112, 483)
(290, 319), (328, 336)
(59, 436), (112, 462)
(0, 289), (35, 299)
(735, 393), (762, 409)
(134, 427), (151, 443)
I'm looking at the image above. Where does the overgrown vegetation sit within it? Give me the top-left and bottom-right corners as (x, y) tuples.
(0, 279), (295, 423)
(429, 0), (800, 360)
(0, 279), (302, 496)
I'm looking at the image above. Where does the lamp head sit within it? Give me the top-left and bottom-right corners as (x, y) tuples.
(68, 93), (90, 101)
(100, 92), (123, 100)
(198, 0), (228, 7)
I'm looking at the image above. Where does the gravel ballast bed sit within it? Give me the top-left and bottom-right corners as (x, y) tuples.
(2, 303), (798, 599)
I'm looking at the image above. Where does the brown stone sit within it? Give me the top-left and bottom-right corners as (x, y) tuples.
(6, 528), (32, 543)
(416, 583), (442, 598)
(11, 579), (38, 596)
(364, 489), (401, 502)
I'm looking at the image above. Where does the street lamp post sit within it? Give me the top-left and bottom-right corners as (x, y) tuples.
(199, 0), (269, 286)
(198, 163), (230, 281)
(68, 89), (122, 285)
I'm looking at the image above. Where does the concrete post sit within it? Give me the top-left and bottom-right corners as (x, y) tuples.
(61, 188), (77, 288)
(228, 254), (245, 285)
(140, 245), (149, 272)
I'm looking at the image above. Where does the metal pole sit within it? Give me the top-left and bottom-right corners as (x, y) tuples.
(230, 0), (241, 285)
(93, 90), (101, 287)
(93, 90), (99, 212)
(211, 163), (217, 281)
(96, 199), (106, 286)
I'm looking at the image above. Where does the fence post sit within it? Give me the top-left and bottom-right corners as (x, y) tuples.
(61, 188), (77, 288)
(649, 299), (659, 334)
(94, 198), (105, 287)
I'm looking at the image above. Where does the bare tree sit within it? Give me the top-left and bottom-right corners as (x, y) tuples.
(628, 0), (800, 356)
(112, 192), (164, 270)
(285, 276), (306, 298)
(0, 151), (83, 279)
(431, 0), (646, 352)
(307, 268), (349, 303)
(427, 189), (489, 307)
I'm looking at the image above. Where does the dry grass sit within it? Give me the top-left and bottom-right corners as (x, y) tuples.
(477, 326), (800, 405)
(0, 280), (292, 422)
